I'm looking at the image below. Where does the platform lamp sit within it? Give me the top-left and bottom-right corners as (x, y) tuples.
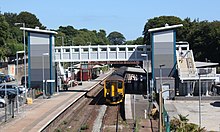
(198, 69), (211, 129)
(15, 23), (27, 101)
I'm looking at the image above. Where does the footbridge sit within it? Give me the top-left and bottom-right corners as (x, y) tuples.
(54, 45), (147, 62)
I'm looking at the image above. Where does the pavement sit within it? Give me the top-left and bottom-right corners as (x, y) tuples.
(125, 94), (158, 132)
(0, 70), (112, 132)
(165, 99), (220, 131)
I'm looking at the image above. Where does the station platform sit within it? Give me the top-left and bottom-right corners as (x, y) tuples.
(125, 94), (158, 131)
(0, 71), (112, 132)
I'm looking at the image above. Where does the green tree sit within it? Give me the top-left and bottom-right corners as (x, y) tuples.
(107, 31), (125, 45)
(56, 26), (110, 46)
(3, 12), (18, 27)
(170, 114), (205, 132)
(58, 26), (77, 37)
(143, 16), (183, 44)
(188, 20), (220, 63)
(16, 11), (46, 29)
(124, 37), (144, 45)
(0, 15), (9, 60)
(96, 29), (110, 45)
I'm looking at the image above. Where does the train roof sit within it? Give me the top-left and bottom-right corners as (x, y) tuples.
(105, 67), (126, 81)
(106, 74), (124, 81)
(112, 66), (126, 77)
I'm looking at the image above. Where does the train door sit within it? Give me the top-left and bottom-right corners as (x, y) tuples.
(110, 81), (118, 97)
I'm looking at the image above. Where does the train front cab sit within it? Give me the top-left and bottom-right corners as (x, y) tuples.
(104, 80), (124, 105)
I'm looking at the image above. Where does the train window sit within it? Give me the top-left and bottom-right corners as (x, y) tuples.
(106, 81), (111, 89)
(118, 81), (123, 89)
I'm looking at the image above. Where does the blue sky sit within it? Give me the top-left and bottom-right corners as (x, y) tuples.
(0, 0), (219, 40)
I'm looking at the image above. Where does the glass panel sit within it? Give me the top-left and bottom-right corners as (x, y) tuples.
(118, 81), (123, 88)
(83, 48), (89, 52)
(106, 81), (111, 89)
(119, 48), (126, 51)
(110, 48), (116, 51)
(101, 48), (107, 51)
(128, 48), (134, 51)
(74, 48), (79, 52)
(137, 47), (143, 51)
(64, 49), (70, 52)
(92, 48), (98, 52)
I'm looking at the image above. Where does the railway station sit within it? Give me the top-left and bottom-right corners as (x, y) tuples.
(0, 24), (219, 131)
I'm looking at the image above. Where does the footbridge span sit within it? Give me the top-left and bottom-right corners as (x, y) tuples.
(54, 45), (147, 62)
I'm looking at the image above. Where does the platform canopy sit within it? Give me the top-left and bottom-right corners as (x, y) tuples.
(126, 67), (146, 74)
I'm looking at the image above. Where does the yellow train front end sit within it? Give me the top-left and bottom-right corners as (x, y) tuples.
(104, 77), (125, 105)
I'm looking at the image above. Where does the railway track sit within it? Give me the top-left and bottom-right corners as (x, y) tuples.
(101, 103), (125, 132)
(42, 69), (134, 132)
(41, 81), (105, 132)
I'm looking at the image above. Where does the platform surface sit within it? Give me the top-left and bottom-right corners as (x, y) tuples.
(0, 71), (112, 132)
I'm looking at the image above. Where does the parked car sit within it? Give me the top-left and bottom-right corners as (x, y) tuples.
(0, 97), (5, 108)
(0, 84), (22, 99)
(0, 74), (11, 82)
(4, 75), (12, 82)
(8, 75), (15, 81)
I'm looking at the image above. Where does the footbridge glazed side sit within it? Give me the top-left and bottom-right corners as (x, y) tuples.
(54, 45), (147, 62)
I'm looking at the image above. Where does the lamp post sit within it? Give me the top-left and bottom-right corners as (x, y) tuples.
(16, 50), (25, 113)
(159, 64), (165, 132)
(197, 69), (211, 129)
(15, 23), (27, 100)
(4, 80), (7, 122)
(42, 53), (49, 99)
(198, 73), (201, 129)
